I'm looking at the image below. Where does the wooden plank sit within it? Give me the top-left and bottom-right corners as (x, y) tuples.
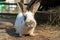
(0, 3), (17, 5)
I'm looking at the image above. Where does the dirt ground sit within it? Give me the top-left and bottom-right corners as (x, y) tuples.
(0, 18), (60, 40)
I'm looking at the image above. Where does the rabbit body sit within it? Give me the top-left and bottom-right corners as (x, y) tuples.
(14, 11), (37, 36)
(14, 1), (40, 36)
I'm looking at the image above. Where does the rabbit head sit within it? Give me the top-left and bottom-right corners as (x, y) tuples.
(25, 1), (40, 27)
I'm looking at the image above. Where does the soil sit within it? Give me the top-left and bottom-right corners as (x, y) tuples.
(0, 18), (60, 40)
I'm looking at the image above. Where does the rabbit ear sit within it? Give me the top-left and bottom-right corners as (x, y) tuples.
(29, 1), (41, 14)
(17, 2), (27, 13)
(17, 2), (23, 12)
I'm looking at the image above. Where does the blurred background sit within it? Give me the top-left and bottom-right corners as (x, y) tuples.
(0, 0), (31, 13)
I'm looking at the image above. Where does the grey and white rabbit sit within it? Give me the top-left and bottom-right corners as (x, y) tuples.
(14, 1), (40, 36)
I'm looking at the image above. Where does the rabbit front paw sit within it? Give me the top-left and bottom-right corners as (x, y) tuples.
(29, 33), (39, 36)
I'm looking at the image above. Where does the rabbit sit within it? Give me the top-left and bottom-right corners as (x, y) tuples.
(14, 1), (40, 36)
